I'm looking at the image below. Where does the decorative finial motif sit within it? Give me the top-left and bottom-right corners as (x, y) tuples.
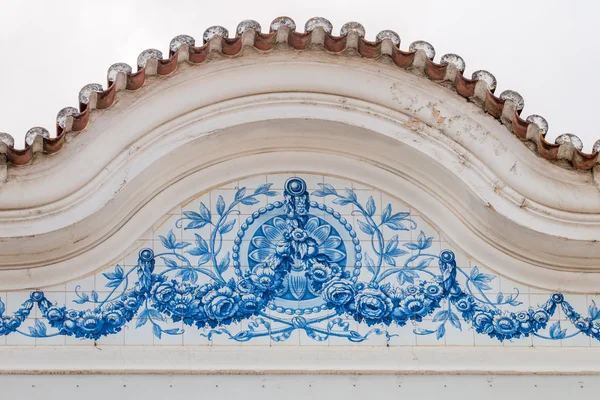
(137, 49), (163, 69)
(169, 34), (195, 53)
(556, 134), (583, 151)
(78, 83), (103, 105)
(472, 70), (497, 92)
(203, 26), (229, 44)
(24, 127), (49, 146)
(107, 63), (132, 83)
(526, 115), (549, 135)
(340, 21), (365, 37)
(56, 107), (79, 129)
(270, 16), (296, 32)
(375, 30), (401, 47)
(500, 90), (525, 111)
(0, 132), (14, 148)
(440, 53), (466, 73)
(409, 40), (435, 60)
(236, 20), (261, 36)
(304, 17), (333, 34)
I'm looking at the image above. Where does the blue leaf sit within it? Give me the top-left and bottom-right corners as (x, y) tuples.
(163, 328), (183, 335)
(397, 270), (415, 285)
(497, 293), (504, 303)
(433, 310), (448, 322)
(403, 242), (420, 250)
(177, 268), (198, 283)
(199, 202), (211, 222)
(197, 253), (211, 266)
(332, 198), (353, 206)
(364, 253), (376, 275)
(254, 183), (273, 195)
(416, 257), (434, 269)
(217, 252), (230, 274)
(316, 183), (337, 195)
(185, 219), (208, 230)
(385, 235), (399, 253)
(357, 220), (375, 236)
(0, 298), (4, 316)
(449, 311), (461, 330)
(589, 300), (600, 320)
(161, 257), (179, 269)
(105, 280), (122, 289)
(365, 196), (376, 217)
(160, 231), (184, 250)
(216, 195), (226, 216)
(148, 309), (166, 322)
(345, 188), (357, 201)
(240, 197), (260, 205)
(153, 324), (162, 339)
(436, 324), (446, 339)
(219, 219), (236, 234)
(28, 320), (47, 338)
(380, 204), (392, 224)
(549, 321), (567, 339)
(414, 328), (435, 335)
(235, 187), (247, 201)
(416, 231), (433, 250)
(383, 255), (397, 267)
(173, 241), (190, 250)
(136, 316), (149, 328)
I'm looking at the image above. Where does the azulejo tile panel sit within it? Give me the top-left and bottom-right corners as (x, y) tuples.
(1, 174), (599, 347)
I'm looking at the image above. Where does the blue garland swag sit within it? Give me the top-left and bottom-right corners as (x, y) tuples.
(1, 177), (599, 343)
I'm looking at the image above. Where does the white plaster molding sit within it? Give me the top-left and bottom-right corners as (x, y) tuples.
(0, 346), (599, 375)
(0, 51), (599, 291)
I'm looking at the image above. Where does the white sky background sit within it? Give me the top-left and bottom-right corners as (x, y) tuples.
(0, 0), (598, 150)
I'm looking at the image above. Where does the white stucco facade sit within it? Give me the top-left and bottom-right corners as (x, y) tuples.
(1, 20), (599, 398)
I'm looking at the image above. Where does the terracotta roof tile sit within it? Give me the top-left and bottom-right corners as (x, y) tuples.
(0, 16), (598, 169)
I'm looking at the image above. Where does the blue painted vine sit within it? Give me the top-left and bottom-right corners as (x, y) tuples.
(1, 177), (599, 344)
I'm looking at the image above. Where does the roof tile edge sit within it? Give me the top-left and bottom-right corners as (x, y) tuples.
(0, 16), (598, 170)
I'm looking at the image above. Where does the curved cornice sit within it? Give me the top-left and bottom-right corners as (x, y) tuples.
(0, 51), (599, 292)
(0, 17), (598, 169)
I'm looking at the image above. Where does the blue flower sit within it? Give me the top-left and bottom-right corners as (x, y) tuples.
(455, 295), (475, 314)
(46, 306), (65, 322)
(291, 228), (309, 242)
(238, 294), (264, 314)
(532, 309), (549, 325)
(493, 315), (519, 337)
(423, 282), (443, 299)
(575, 318), (591, 332)
(472, 311), (494, 334)
(202, 287), (240, 321)
(250, 267), (284, 292)
(307, 263), (341, 283)
(323, 280), (355, 306)
(249, 217), (345, 265)
(355, 288), (393, 321)
(405, 285), (420, 296)
(400, 295), (432, 320)
(105, 310), (125, 327)
(77, 311), (105, 335)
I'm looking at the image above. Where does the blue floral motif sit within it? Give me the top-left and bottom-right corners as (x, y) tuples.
(1, 176), (600, 344)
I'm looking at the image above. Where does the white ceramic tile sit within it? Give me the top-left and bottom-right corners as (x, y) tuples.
(238, 175), (267, 190)
(182, 325), (211, 346)
(124, 320), (155, 345)
(3, 173), (599, 350)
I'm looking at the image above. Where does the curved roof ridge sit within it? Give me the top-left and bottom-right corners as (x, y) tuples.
(0, 16), (598, 169)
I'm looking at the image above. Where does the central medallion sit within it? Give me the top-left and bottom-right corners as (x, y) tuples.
(233, 177), (361, 315)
